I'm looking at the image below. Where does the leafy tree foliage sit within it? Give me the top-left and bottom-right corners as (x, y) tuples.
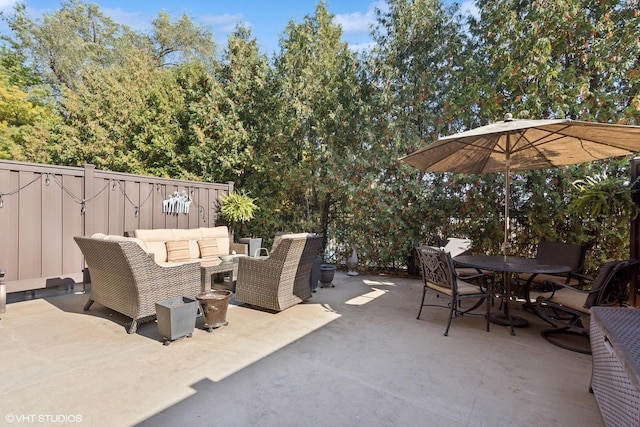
(0, 48), (57, 161)
(264, 2), (365, 257)
(462, 0), (640, 267)
(358, 0), (469, 267)
(1, 0), (639, 273)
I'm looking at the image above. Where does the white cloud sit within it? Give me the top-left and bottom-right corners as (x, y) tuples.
(103, 8), (150, 31)
(334, 11), (372, 34)
(459, 1), (479, 19)
(348, 40), (375, 52)
(0, 0), (18, 12)
(198, 13), (246, 33)
(334, 0), (386, 35)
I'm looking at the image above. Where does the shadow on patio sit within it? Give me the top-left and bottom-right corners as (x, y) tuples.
(1, 272), (602, 427)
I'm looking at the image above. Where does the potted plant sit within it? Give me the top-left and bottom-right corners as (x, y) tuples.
(219, 190), (261, 256)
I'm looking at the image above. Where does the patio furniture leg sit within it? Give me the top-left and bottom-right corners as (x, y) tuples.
(486, 285), (491, 332)
(416, 286), (427, 319)
(83, 299), (94, 311)
(444, 303), (455, 336)
(128, 320), (138, 334)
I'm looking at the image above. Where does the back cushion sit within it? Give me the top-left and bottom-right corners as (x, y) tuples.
(200, 227), (230, 255)
(166, 240), (192, 262)
(198, 239), (220, 259)
(536, 241), (585, 272)
(584, 261), (619, 308)
(172, 228), (203, 259)
(134, 229), (173, 263)
(271, 232), (316, 253)
(103, 235), (148, 253)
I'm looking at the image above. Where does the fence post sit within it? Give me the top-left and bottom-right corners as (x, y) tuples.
(83, 164), (96, 237)
(0, 269), (6, 316)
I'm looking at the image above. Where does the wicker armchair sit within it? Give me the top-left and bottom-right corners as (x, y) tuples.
(74, 236), (201, 334)
(235, 234), (323, 312)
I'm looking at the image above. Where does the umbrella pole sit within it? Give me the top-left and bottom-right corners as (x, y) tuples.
(503, 143), (511, 259)
(502, 138), (515, 335)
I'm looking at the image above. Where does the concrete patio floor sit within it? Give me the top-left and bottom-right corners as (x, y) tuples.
(1, 272), (603, 427)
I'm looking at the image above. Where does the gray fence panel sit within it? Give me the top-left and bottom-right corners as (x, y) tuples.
(0, 160), (233, 294)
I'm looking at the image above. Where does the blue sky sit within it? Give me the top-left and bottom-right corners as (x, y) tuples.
(0, 0), (476, 54)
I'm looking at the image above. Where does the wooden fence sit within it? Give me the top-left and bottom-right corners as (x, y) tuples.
(0, 160), (233, 294)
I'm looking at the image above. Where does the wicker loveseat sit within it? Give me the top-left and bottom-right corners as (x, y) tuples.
(74, 236), (202, 334)
(235, 234), (323, 312)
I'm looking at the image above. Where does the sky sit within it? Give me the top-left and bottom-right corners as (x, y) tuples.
(0, 0), (476, 54)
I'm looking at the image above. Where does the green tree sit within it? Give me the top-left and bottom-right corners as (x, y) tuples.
(358, 0), (469, 267)
(464, 0), (640, 264)
(5, 1), (217, 89)
(0, 48), (58, 162)
(5, 0), (126, 90)
(267, 1), (365, 256)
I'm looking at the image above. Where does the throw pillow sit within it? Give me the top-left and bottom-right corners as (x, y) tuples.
(198, 239), (219, 260)
(166, 240), (191, 262)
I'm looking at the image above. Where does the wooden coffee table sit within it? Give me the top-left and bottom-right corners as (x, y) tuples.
(200, 259), (240, 292)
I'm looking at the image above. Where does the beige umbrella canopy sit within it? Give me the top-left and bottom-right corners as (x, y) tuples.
(400, 113), (640, 255)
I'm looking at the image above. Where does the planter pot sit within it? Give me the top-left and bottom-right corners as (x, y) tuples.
(320, 264), (337, 288)
(197, 290), (233, 332)
(155, 296), (199, 345)
(239, 237), (263, 257)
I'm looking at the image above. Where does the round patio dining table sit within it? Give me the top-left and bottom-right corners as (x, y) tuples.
(453, 255), (571, 335)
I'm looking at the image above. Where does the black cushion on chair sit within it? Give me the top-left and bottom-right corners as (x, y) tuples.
(536, 241), (586, 273)
(583, 261), (620, 308)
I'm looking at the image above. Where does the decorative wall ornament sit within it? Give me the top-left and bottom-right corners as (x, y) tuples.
(162, 191), (192, 214)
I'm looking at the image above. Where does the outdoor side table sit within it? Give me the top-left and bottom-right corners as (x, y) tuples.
(200, 259), (239, 292)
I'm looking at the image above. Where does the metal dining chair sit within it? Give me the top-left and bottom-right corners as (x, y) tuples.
(416, 246), (492, 336)
(534, 258), (640, 354)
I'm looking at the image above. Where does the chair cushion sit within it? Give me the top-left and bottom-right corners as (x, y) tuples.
(427, 279), (483, 296)
(270, 232), (317, 253)
(198, 239), (220, 260)
(536, 241), (585, 272)
(134, 228), (174, 241)
(172, 228), (203, 258)
(166, 240), (191, 262)
(103, 235), (148, 253)
(200, 227), (230, 255)
(518, 272), (582, 287)
(584, 261), (619, 308)
(535, 288), (591, 314)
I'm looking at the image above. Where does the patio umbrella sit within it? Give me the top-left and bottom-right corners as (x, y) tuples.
(400, 113), (640, 256)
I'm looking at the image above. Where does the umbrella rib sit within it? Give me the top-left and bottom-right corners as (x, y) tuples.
(446, 138), (504, 173)
(511, 123), (637, 166)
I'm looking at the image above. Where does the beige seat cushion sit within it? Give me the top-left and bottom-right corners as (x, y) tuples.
(532, 288), (590, 314)
(519, 272), (581, 287)
(427, 279), (483, 296)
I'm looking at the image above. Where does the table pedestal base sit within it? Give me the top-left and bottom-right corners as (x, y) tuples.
(489, 312), (529, 327)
